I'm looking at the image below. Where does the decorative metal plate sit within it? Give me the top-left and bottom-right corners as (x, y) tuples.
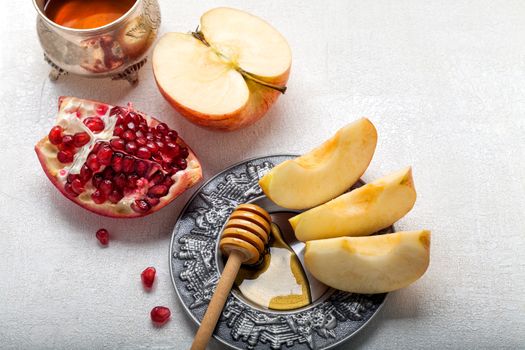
(170, 155), (387, 350)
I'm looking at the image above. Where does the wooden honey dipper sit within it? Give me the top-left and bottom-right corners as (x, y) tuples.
(191, 204), (272, 350)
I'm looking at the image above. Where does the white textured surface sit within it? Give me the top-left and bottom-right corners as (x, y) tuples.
(1, 0), (524, 349)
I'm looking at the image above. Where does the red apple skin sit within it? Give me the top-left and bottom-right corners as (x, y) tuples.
(154, 68), (290, 132)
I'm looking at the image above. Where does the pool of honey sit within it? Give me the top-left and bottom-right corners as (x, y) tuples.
(233, 222), (312, 311)
(44, 0), (136, 29)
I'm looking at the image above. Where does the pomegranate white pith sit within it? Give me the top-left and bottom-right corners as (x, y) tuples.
(35, 97), (202, 218)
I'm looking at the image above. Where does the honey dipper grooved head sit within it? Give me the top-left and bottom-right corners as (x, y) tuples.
(220, 204), (271, 264)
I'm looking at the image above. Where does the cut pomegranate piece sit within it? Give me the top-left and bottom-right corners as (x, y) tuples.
(96, 228), (109, 245)
(141, 267), (156, 288)
(150, 306), (171, 324)
(35, 97), (203, 218)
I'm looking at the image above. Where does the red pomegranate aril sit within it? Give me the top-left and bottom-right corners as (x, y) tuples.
(91, 190), (106, 204)
(113, 125), (124, 137)
(155, 141), (165, 151)
(97, 146), (113, 166)
(71, 179), (84, 194)
(108, 190), (123, 204)
(122, 156), (135, 173)
(64, 182), (78, 197)
(125, 141), (138, 154)
(150, 306), (171, 324)
(180, 147), (189, 159)
(163, 177), (174, 187)
(87, 154), (101, 171)
(57, 150), (74, 163)
(111, 153), (124, 172)
(122, 130), (136, 141)
(131, 112), (141, 124)
(80, 164), (92, 182)
(57, 142), (74, 152)
(146, 132), (155, 141)
(67, 173), (79, 183)
(48, 126), (63, 145)
(136, 137), (147, 147)
(110, 138), (125, 150)
(102, 166), (115, 179)
(127, 174), (139, 189)
(151, 154), (162, 164)
(127, 122), (136, 131)
(148, 185), (168, 198)
(139, 123), (148, 132)
(96, 228), (109, 245)
(96, 104), (108, 115)
(149, 171), (164, 185)
(145, 196), (160, 206)
(163, 135), (173, 144)
(136, 147), (151, 159)
(167, 130), (178, 140)
(73, 132), (90, 147)
(84, 117), (105, 133)
(146, 141), (159, 154)
(141, 267), (156, 288)
(92, 173), (103, 188)
(135, 160), (149, 177)
(61, 135), (74, 148)
(165, 143), (180, 157)
(177, 158), (187, 170)
(92, 142), (102, 154)
(99, 179), (113, 195)
(114, 173), (127, 189)
(131, 199), (150, 213)
(156, 123), (168, 135)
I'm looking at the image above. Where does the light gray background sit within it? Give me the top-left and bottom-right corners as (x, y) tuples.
(1, 0), (524, 349)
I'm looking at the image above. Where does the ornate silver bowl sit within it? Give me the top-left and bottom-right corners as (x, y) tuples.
(33, 0), (160, 84)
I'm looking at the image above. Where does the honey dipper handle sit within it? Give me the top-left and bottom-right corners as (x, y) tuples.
(191, 250), (244, 350)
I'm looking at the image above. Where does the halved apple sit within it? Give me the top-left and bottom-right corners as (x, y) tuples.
(152, 7), (291, 131)
(290, 167), (416, 241)
(304, 230), (430, 293)
(259, 118), (377, 209)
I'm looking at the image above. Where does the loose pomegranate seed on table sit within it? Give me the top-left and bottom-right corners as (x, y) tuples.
(141, 267), (156, 288)
(96, 228), (109, 245)
(35, 97), (202, 218)
(150, 306), (171, 325)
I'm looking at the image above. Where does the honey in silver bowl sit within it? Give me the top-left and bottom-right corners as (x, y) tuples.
(44, 0), (136, 29)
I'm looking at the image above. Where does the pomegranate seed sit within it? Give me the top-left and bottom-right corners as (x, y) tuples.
(146, 133), (155, 141)
(67, 173), (79, 183)
(61, 135), (74, 148)
(169, 166), (180, 175)
(149, 171), (164, 185)
(99, 179), (113, 195)
(92, 173), (103, 188)
(87, 154), (101, 171)
(108, 190), (123, 204)
(150, 306), (171, 324)
(146, 141), (159, 154)
(155, 140), (164, 150)
(96, 228), (109, 245)
(73, 132), (90, 147)
(163, 135), (173, 144)
(71, 179), (84, 194)
(151, 154), (163, 163)
(125, 141), (137, 154)
(122, 156), (135, 173)
(110, 138), (125, 150)
(163, 177), (174, 187)
(122, 130), (136, 141)
(145, 196), (160, 206)
(180, 147), (189, 159)
(113, 125), (124, 137)
(110, 106), (123, 117)
(127, 174), (139, 189)
(139, 123), (148, 132)
(131, 112), (142, 124)
(96, 104), (108, 115)
(127, 122), (136, 131)
(57, 142), (74, 151)
(156, 123), (168, 135)
(167, 130), (178, 140)
(92, 142), (102, 154)
(102, 166), (115, 179)
(57, 150), (74, 163)
(136, 136), (147, 147)
(176, 158), (187, 170)
(48, 126), (63, 145)
(136, 147), (151, 159)
(80, 165), (92, 182)
(131, 199), (150, 213)
(97, 146), (113, 165)
(84, 117), (105, 133)
(64, 182), (79, 197)
(141, 267), (156, 288)
(148, 185), (168, 198)
(114, 173), (127, 189)
(91, 190), (106, 204)
(135, 160), (149, 177)
(111, 153), (124, 172)
(165, 143), (180, 157)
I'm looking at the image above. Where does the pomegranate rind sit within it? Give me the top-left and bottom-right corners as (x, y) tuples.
(35, 97), (203, 218)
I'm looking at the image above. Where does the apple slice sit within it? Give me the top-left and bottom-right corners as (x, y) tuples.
(290, 167), (416, 241)
(304, 230), (431, 293)
(152, 7), (291, 131)
(259, 118), (377, 210)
